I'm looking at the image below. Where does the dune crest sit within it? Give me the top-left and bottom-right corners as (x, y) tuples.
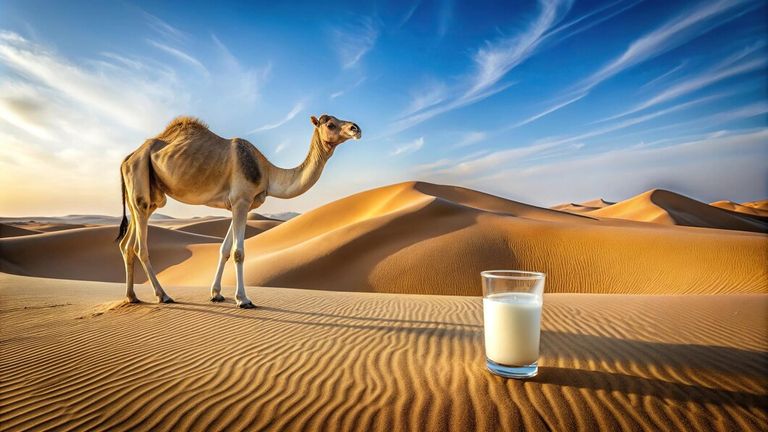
(589, 189), (767, 233)
(2, 182), (766, 295)
(741, 199), (768, 210)
(161, 182), (766, 295)
(710, 200), (768, 219)
(552, 198), (614, 213)
(0, 226), (219, 283)
(0, 223), (41, 238)
(171, 217), (282, 239)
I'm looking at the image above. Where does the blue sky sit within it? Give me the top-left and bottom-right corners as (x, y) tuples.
(1, 0), (766, 217)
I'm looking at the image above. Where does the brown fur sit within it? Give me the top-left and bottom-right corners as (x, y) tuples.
(155, 116), (209, 141)
(235, 139), (261, 184)
(116, 113), (361, 307)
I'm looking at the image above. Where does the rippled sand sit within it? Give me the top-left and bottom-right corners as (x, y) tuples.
(1, 274), (765, 431)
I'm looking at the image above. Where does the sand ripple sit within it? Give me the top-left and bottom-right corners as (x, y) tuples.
(1, 275), (765, 431)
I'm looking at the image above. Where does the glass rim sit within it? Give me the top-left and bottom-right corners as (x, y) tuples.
(481, 270), (546, 280)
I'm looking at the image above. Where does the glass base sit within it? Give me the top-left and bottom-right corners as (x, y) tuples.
(486, 358), (538, 379)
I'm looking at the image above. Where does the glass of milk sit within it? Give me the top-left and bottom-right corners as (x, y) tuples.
(481, 270), (545, 379)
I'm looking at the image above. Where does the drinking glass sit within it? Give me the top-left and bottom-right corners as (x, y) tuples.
(481, 270), (545, 379)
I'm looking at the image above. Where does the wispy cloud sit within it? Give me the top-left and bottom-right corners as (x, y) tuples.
(391, 137), (424, 156)
(436, 0), (454, 38)
(333, 16), (380, 69)
(147, 39), (209, 76)
(398, 1), (422, 27)
(275, 139), (289, 153)
(638, 61), (688, 91)
(391, 0), (574, 134)
(0, 82), (56, 141)
(467, 0), (571, 98)
(540, 0), (642, 47)
(99, 52), (145, 71)
(428, 92), (730, 180)
(142, 11), (187, 42)
(211, 34), (271, 104)
(0, 30), (187, 215)
(600, 92), (768, 141)
(248, 101), (305, 134)
(0, 31), (180, 132)
(403, 79), (447, 116)
(419, 128), (768, 205)
(601, 43), (766, 122)
(485, 1), (644, 131)
(544, 93), (729, 147)
(634, 101), (768, 138)
(693, 101), (768, 124)
(509, 0), (757, 128)
(426, 140), (563, 178)
(578, 0), (755, 93)
(453, 131), (488, 148)
(509, 93), (587, 128)
(330, 76), (366, 99)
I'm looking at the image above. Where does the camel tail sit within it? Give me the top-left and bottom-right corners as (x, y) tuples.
(116, 160), (129, 243)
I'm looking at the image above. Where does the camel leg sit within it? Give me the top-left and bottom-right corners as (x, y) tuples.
(134, 208), (174, 304)
(119, 214), (139, 303)
(231, 201), (254, 308)
(210, 220), (234, 302)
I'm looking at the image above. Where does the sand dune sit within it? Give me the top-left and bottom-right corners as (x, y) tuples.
(164, 182), (766, 295)
(172, 217), (282, 239)
(589, 189), (767, 233)
(550, 203), (600, 213)
(264, 211), (301, 221)
(1, 182), (766, 430)
(742, 199), (768, 211)
(5, 222), (89, 232)
(2, 182), (766, 296)
(248, 213), (280, 221)
(0, 273), (764, 431)
(0, 225), (219, 283)
(0, 215), (121, 225)
(551, 198), (614, 213)
(0, 223), (41, 238)
(148, 215), (222, 228)
(580, 198), (615, 208)
(711, 200), (768, 219)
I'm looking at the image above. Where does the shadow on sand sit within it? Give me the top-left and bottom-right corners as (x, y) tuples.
(123, 299), (767, 410)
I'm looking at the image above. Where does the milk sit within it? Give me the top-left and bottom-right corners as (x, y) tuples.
(483, 292), (542, 366)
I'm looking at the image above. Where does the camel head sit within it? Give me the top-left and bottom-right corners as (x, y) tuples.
(310, 114), (361, 154)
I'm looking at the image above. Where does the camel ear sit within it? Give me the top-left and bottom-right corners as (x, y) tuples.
(310, 116), (319, 126)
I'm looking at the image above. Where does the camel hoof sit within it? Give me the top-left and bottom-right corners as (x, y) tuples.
(210, 294), (225, 302)
(237, 301), (256, 309)
(125, 297), (141, 304)
(158, 295), (175, 304)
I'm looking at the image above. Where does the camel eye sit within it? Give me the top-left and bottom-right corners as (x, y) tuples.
(327, 123), (336, 130)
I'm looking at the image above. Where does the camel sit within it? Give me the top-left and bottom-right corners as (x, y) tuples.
(115, 114), (361, 308)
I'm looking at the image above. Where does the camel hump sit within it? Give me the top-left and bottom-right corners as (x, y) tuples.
(156, 116), (209, 139)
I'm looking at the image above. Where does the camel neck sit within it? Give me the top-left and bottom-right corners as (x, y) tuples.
(267, 130), (330, 199)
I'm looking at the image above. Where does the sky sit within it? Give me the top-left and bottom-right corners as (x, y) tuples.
(0, 0), (766, 217)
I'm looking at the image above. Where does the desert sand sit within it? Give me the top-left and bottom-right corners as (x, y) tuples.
(587, 189), (767, 232)
(0, 273), (765, 431)
(169, 217), (283, 239)
(0, 223), (41, 238)
(743, 199), (768, 210)
(2, 182), (765, 295)
(551, 198), (614, 213)
(1, 182), (766, 431)
(710, 200), (768, 219)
